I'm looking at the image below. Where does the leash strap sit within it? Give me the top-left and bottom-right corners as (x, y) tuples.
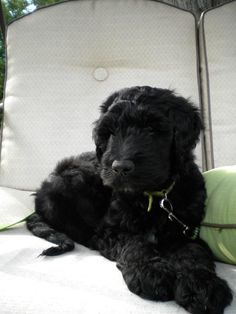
(0, 214), (33, 232)
(201, 222), (236, 229)
(218, 236), (236, 264)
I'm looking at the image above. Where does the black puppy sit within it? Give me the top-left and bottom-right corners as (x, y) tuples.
(27, 86), (232, 314)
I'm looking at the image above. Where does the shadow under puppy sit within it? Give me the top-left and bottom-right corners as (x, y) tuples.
(27, 86), (232, 314)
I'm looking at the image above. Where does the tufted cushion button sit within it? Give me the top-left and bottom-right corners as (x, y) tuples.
(93, 67), (109, 81)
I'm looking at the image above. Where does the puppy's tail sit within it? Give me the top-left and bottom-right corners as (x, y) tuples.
(26, 213), (75, 256)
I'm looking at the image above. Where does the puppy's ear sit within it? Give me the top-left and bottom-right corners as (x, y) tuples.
(92, 91), (120, 160)
(170, 97), (203, 160)
(92, 120), (104, 161)
(100, 91), (120, 113)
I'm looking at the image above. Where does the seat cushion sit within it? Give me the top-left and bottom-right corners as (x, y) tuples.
(1, 226), (236, 314)
(0, 188), (236, 313)
(0, 0), (202, 191)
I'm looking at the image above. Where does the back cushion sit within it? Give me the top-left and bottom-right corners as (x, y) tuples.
(202, 1), (236, 167)
(0, 0), (201, 190)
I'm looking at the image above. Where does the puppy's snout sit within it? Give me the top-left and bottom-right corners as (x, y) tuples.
(112, 160), (135, 176)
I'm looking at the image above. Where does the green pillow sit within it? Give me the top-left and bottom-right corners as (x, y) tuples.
(200, 166), (236, 265)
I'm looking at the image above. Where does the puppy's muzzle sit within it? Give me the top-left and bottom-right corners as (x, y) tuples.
(112, 160), (135, 176)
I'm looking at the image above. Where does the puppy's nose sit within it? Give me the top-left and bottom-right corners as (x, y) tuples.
(112, 160), (134, 176)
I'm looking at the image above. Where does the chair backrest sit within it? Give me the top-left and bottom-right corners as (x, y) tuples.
(200, 1), (236, 168)
(0, 0), (202, 191)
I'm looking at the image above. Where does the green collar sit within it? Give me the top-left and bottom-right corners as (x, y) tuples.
(144, 181), (175, 212)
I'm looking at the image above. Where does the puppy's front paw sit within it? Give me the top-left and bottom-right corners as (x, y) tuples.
(118, 260), (175, 301)
(175, 269), (232, 314)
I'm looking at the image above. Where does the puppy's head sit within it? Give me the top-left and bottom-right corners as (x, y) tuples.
(93, 86), (202, 192)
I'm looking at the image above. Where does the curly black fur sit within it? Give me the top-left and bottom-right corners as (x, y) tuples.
(27, 86), (232, 313)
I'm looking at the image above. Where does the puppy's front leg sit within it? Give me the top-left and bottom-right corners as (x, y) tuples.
(116, 236), (176, 301)
(171, 241), (233, 314)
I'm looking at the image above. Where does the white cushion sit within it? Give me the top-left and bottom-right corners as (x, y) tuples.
(0, 188), (235, 314)
(0, 0), (202, 191)
(0, 227), (184, 314)
(202, 1), (236, 167)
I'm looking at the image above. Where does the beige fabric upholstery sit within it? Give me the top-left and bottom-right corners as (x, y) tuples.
(0, 0), (201, 191)
(0, 1), (235, 314)
(201, 1), (236, 167)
